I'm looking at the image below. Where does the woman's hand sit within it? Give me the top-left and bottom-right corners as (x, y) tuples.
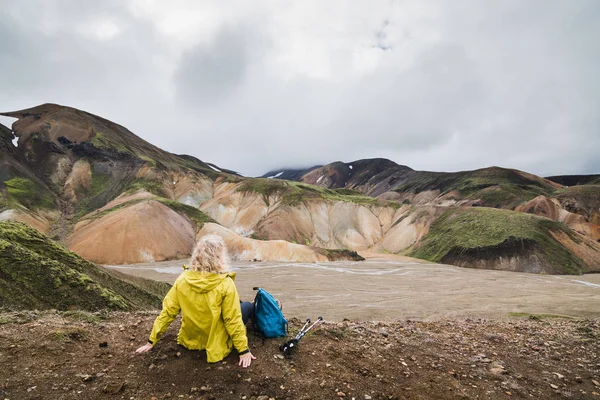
(238, 352), (256, 368)
(135, 343), (153, 354)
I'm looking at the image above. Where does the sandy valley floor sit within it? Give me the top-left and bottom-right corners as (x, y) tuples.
(107, 255), (600, 321)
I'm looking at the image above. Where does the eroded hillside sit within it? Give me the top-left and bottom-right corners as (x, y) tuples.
(1, 103), (599, 273)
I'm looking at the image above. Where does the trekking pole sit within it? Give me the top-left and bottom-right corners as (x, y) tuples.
(280, 317), (323, 357)
(296, 316), (323, 340)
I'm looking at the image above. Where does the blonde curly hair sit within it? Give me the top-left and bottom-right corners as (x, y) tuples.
(189, 234), (230, 273)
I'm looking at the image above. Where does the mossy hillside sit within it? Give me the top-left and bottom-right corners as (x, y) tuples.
(88, 129), (217, 177)
(237, 178), (378, 207)
(409, 207), (587, 274)
(75, 170), (127, 219)
(393, 168), (556, 208)
(1, 177), (56, 210)
(0, 221), (169, 311)
(90, 131), (133, 155)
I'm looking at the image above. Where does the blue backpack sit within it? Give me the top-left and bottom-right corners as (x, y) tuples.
(253, 287), (287, 338)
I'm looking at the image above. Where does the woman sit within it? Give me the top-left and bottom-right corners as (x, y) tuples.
(135, 235), (256, 368)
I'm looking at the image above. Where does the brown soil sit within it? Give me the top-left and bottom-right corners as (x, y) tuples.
(68, 201), (195, 264)
(1, 312), (598, 400)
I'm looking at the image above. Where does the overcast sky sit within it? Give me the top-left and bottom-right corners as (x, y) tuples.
(1, 0), (598, 177)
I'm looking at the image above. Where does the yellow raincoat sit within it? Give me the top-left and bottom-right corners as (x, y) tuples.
(148, 270), (249, 363)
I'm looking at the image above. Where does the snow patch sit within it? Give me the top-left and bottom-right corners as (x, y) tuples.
(267, 171), (284, 179)
(0, 209), (17, 221)
(317, 175), (324, 183)
(0, 115), (18, 147)
(208, 164), (222, 172)
(349, 165), (353, 170)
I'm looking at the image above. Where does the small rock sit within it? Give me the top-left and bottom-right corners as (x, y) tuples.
(593, 380), (600, 387)
(553, 372), (564, 379)
(550, 384), (559, 390)
(256, 396), (269, 400)
(99, 342), (108, 348)
(380, 329), (389, 337)
(337, 391), (346, 397)
(148, 364), (156, 371)
(103, 382), (125, 395)
(274, 354), (284, 359)
(365, 395), (372, 400)
(490, 362), (506, 375)
(176, 352), (181, 358)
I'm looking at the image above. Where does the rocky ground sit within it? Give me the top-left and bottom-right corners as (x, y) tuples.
(0, 311), (599, 399)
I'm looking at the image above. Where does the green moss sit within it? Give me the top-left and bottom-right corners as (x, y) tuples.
(409, 207), (586, 274)
(0, 221), (169, 311)
(157, 199), (215, 229)
(59, 310), (104, 323)
(393, 168), (556, 209)
(138, 155), (157, 168)
(236, 178), (378, 207)
(126, 179), (165, 196)
(75, 171), (114, 218)
(3, 177), (55, 209)
(237, 179), (288, 206)
(90, 131), (132, 154)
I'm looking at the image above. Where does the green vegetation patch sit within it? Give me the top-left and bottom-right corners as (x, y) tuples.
(157, 199), (215, 229)
(90, 131), (132, 155)
(75, 170), (116, 219)
(236, 178), (378, 207)
(393, 168), (556, 209)
(409, 207), (586, 274)
(125, 178), (165, 197)
(0, 221), (169, 311)
(2, 177), (55, 210)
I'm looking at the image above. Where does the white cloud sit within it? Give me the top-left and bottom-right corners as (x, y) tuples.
(0, 0), (598, 177)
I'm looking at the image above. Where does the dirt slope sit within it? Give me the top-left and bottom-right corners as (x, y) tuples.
(0, 311), (598, 399)
(516, 195), (600, 242)
(69, 200), (196, 264)
(199, 223), (330, 262)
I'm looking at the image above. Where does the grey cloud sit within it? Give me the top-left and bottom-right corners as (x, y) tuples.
(0, 1), (598, 178)
(173, 26), (258, 106)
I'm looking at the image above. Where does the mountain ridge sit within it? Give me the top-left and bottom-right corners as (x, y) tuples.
(1, 103), (599, 273)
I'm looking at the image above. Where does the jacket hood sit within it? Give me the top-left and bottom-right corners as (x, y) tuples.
(182, 270), (236, 293)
